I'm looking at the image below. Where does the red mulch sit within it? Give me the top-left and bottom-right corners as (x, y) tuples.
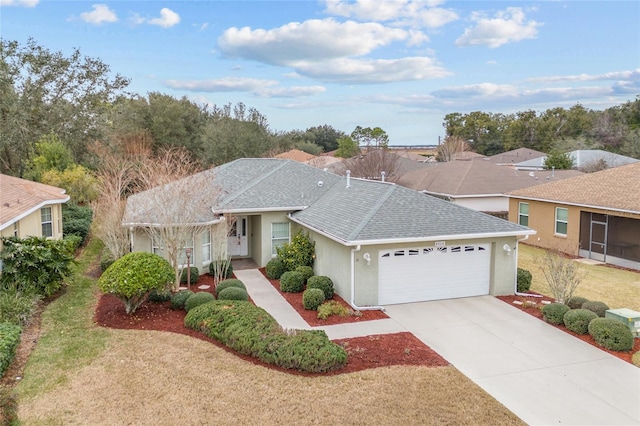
(94, 273), (448, 376)
(497, 294), (640, 365)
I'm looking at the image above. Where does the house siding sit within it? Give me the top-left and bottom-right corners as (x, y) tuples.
(1, 204), (64, 241)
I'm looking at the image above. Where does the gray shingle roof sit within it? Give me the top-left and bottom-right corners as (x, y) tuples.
(514, 149), (639, 169)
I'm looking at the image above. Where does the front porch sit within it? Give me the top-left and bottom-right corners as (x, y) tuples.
(579, 211), (640, 270)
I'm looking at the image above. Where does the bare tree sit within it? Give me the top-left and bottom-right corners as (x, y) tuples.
(338, 149), (400, 181)
(436, 136), (470, 162)
(539, 252), (583, 304)
(209, 215), (236, 286)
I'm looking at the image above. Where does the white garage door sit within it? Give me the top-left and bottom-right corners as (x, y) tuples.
(378, 244), (491, 305)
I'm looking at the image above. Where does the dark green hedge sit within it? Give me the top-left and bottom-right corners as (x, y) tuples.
(0, 323), (21, 378)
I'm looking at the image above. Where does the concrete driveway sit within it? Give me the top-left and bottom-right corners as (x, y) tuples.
(384, 296), (640, 426)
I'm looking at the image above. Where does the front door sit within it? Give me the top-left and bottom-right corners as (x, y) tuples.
(228, 216), (248, 257)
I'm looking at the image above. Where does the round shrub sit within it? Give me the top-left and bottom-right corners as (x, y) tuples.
(147, 289), (172, 303)
(209, 260), (233, 279)
(563, 309), (598, 334)
(542, 303), (570, 325)
(265, 258), (286, 280)
(217, 286), (249, 301)
(307, 276), (334, 300)
(588, 317), (634, 351)
(280, 271), (304, 293)
(180, 267), (199, 285)
(302, 288), (325, 310)
(516, 268), (532, 293)
(567, 296), (589, 310)
(295, 265), (314, 283)
(185, 292), (215, 312)
(581, 301), (609, 317)
(170, 290), (194, 310)
(215, 279), (246, 297)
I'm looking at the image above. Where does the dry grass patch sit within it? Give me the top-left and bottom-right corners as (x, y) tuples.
(518, 244), (640, 311)
(20, 330), (523, 425)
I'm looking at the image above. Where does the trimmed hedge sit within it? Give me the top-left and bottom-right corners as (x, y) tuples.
(516, 268), (532, 293)
(265, 259), (286, 280)
(180, 267), (200, 285)
(588, 318), (634, 351)
(280, 271), (304, 293)
(307, 276), (334, 299)
(581, 301), (609, 317)
(295, 265), (314, 283)
(302, 288), (325, 310)
(542, 303), (570, 325)
(185, 292), (215, 312)
(184, 301), (347, 373)
(170, 290), (194, 310)
(217, 287), (249, 301)
(147, 289), (172, 303)
(567, 296), (589, 310)
(563, 309), (598, 335)
(0, 323), (21, 377)
(215, 279), (246, 297)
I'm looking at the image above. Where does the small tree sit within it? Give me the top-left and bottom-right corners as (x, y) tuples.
(97, 252), (173, 314)
(539, 252), (582, 304)
(210, 215), (236, 285)
(276, 230), (315, 271)
(436, 136), (470, 162)
(335, 136), (360, 158)
(340, 148), (400, 181)
(544, 151), (574, 170)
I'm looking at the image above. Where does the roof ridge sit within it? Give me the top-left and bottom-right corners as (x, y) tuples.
(347, 183), (397, 240)
(453, 160), (473, 194)
(219, 159), (289, 207)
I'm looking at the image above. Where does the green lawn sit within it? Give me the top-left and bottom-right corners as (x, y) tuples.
(517, 244), (640, 311)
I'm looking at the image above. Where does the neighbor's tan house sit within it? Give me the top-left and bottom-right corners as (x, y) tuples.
(0, 174), (69, 245)
(507, 162), (640, 270)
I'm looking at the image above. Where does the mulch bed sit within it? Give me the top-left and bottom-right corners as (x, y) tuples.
(94, 273), (448, 375)
(497, 293), (640, 365)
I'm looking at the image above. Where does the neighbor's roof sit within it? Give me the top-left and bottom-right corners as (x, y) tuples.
(508, 162), (640, 213)
(514, 149), (639, 170)
(275, 149), (316, 163)
(487, 148), (547, 166)
(396, 159), (582, 197)
(0, 174), (69, 231)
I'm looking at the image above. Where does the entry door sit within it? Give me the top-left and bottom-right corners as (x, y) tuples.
(589, 214), (608, 262)
(227, 216), (248, 257)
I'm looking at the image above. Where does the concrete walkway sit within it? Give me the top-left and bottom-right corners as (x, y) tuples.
(235, 269), (640, 425)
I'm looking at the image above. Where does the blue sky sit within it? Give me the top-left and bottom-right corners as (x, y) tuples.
(1, 0), (639, 146)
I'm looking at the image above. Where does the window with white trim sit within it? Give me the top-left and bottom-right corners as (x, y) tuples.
(271, 222), (290, 257)
(555, 207), (568, 235)
(152, 237), (164, 257)
(202, 230), (211, 264)
(41, 207), (53, 238)
(518, 202), (529, 226)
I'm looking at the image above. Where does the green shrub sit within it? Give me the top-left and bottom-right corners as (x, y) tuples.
(0, 289), (41, 326)
(62, 202), (93, 245)
(0, 385), (18, 425)
(307, 276), (334, 299)
(295, 265), (314, 282)
(276, 230), (315, 271)
(185, 292), (215, 312)
(632, 351), (640, 367)
(563, 309), (598, 334)
(217, 287), (249, 301)
(180, 267), (200, 285)
(542, 303), (570, 325)
(280, 271), (304, 293)
(170, 290), (194, 310)
(209, 260), (233, 279)
(588, 318), (634, 351)
(567, 296), (589, 310)
(147, 289), (172, 303)
(517, 268), (532, 293)
(0, 323), (21, 377)
(215, 279), (246, 297)
(100, 248), (115, 272)
(581, 301), (609, 317)
(98, 252), (174, 314)
(63, 234), (83, 252)
(265, 258), (286, 279)
(265, 329), (347, 373)
(303, 288), (325, 310)
(317, 300), (350, 320)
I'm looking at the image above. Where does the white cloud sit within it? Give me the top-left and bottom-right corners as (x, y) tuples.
(80, 4), (117, 24)
(527, 69), (640, 84)
(148, 8), (180, 28)
(129, 12), (145, 25)
(0, 0), (38, 7)
(455, 7), (541, 48)
(164, 77), (325, 98)
(258, 86), (326, 98)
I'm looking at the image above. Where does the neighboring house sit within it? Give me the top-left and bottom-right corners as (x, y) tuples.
(514, 149), (639, 171)
(485, 148), (547, 167)
(275, 149), (316, 163)
(396, 159), (582, 217)
(508, 162), (640, 270)
(124, 159), (534, 307)
(0, 173), (69, 244)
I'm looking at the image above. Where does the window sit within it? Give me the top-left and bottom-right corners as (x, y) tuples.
(518, 202), (529, 226)
(152, 237), (164, 257)
(555, 207), (568, 235)
(41, 207), (53, 238)
(202, 230), (211, 264)
(271, 222), (290, 256)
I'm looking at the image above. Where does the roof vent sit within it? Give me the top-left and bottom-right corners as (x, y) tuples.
(381, 171), (386, 182)
(346, 170), (351, 188)
(317, 181), (323, 187)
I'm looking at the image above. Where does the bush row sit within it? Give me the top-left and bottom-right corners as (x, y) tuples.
(169, 278), (250, 311)
(185, 300), (347, 373)
(0, 323), (21, 378)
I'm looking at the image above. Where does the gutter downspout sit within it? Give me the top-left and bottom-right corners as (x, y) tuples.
(350, 244), (386, 311)
(514, 234), (542, 298)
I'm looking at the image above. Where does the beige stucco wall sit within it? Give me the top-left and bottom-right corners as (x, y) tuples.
(254, 211), (293, 267)
(1, 204), (64, 241)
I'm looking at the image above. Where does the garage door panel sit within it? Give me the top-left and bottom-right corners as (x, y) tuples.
(378, 244), (491, 305)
